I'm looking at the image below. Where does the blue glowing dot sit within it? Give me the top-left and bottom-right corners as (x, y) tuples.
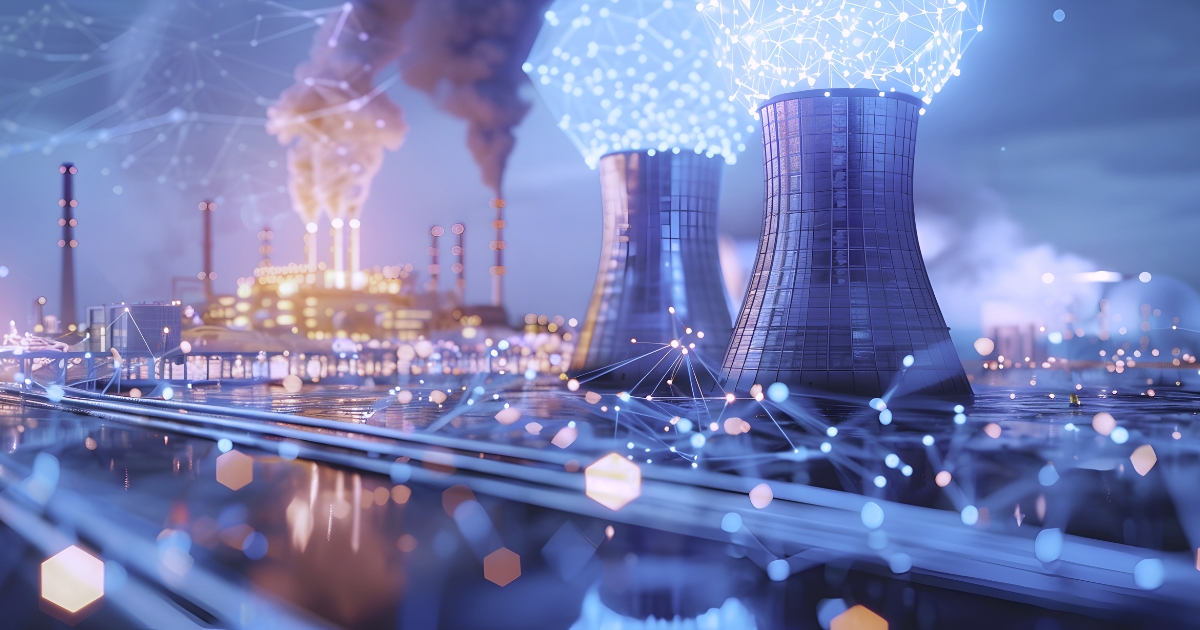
(1048, 332), (1063, 344)
(1038, 463), (1060, 486)
(242, 531), (269, 560)
(1035, 528), (1063, 563)
(690, 434), (706, 448)
(0, 266), (8, 278)
(497, 340), (510, 350)
(961, 505), (979, 526)
(873, 476), (887, 488)
(1134, 558), (1164, 590)
(902, 354), (915, 367)
(720, 512), (743, 532)
(524, 369), (536, 380)
(677, 418), (693, 433)
(888, 553), (912, 574)
(217, 438), (233, 453)
(767, 558), (790, 581)
(901, 465), (913, 477)
(954, 413), (967, 425)
(953, 405), (965, 414)
(1111, 427), (1130, 444)
(1053, 9), (1065, 22)
(47, 385), (64, 403)
(869, 398), (886, 411)
(826, 426), (838, 437)
(162, 386), (174, 401)
(390, 462), (412, 484)
(278, 442), (300, 460)
(861, 501), (884, 529)
(922, 435), (935, 446)
(820, 442), (832, 453)
(879, 409), (893, 425)
(627, 442), (635, 449)
(884, 454), (899, 468)
(766, 382), (789, 402)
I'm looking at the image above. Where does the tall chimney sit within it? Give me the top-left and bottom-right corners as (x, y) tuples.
(258, 225), (274, 268)
(331, 218), (345, 288)
(199, 200), (216, 300)
(489, 199), (506, 307)
(349, 218), (362, 288)
(428, 225), (443, 294)
(58, 163), (78, 329)
(451, 223), (466, 301)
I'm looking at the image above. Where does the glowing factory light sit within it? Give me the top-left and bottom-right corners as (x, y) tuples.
(585, 453), (642, 510)
(216, 450), (254, 491)
(41, 545), (104, 614)
(701, 0), (986, 115)
(526, 0), (754, 168)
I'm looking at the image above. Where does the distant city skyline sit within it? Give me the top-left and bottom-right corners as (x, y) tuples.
(0, 1), (1196, 345)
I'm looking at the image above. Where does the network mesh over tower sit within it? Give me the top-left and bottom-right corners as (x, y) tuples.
(722, 89), (971, 399)
(573, 150), (732, 385)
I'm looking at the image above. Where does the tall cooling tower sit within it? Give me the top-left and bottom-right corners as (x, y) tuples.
(722, 89), (971, 399)
(572, 150), (732, 385)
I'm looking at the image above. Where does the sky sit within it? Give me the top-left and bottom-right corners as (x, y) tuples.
(0, 0), (1197, 343)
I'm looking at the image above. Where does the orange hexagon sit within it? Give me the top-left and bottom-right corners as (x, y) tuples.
(585, 453), (642, 511)
(483, 547), (521, 587)
(831, 604), (888, 630)
(216, 450), (254, 491)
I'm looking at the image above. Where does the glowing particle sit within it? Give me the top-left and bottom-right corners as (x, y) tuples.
(429, 390), (448, 404)
(766, 382), (789, 402)
(961, 505), (979, 526)
(216, 450), (253, 491)
(217, 438), (233, 453)
(397, 390), (413, 404)
(1130, 444), (1157, 476)
(551, 426), (579, 448)
(1038, 463), (1059, 486)
(41, 546), (104, 614)
(879, 409), (893, 425)
(1111, 427), (1129, 444)
(861, 501), (884, 529)
(935, 471), (952, 487)
(1139, 272), (1152, 283)
(494, 407), (521, 425)
(585, 453), (642, 510)
(748, 482), (773, 508)
(830, 604), (887, 630)
(1053, 9), (1065, 22)
(767, 558), (790, 581)
(483, 547), (521, 587)
(282, 374), (302, 393)
(1134, 558), (1164, 590)
(567, 378), (580, 391)
(984, 423), (1001, 438)
(922, 435), (934, 446)
(889, 553), (912, 574)
(873, 476), (887, 488)
(525, 422), (543, 434)
(902, 354), (915, 367)
(584, 391), (602, 404)
(1041, 272), (1054, 284)
(869, 398), (887, 411)
(720, 512), (743, 532)
(1035, 528), (1063, 562)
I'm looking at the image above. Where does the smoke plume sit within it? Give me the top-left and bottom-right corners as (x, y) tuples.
(400, 0), (551, 197)
(267, 1), (414, 228)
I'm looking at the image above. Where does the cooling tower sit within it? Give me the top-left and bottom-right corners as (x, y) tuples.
(572, 150), (732, 385)
(721, 89), (971, 399)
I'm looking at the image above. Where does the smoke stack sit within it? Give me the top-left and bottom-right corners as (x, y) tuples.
(721, 89), (971, 399)
(58, 163), (78, 329)
(489, 199), (506, 307)
(428, 225), (443, 294)
(199, 200), (216, 300)
(331, 217), (345, 288)
(258, 225), (274, 268)
(451, 222), (465, 301)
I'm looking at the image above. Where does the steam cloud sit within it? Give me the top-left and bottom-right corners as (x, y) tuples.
(267, 1), (414, 231)
(400, 0), (551, 198)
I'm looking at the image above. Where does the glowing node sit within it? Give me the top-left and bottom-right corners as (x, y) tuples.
(584, 453), (642, 511)
(216, 450), (253, 491)
(973, 338), (995, 355)
(748, 482), (773, 508)
(830, 604), (887, 630)
(935, 471), (952, 487)
(41, 546), (104, 614)
(1130, 445), (1157, 476)
(483, 547), (521, 587)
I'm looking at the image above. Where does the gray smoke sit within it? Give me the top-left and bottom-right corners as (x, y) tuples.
(400, 0), (551, 198)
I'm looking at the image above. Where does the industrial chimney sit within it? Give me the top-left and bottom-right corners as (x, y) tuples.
(58, 163), (78, 330)
(451, 223), (466, 302)
(199, 200), (217, 300)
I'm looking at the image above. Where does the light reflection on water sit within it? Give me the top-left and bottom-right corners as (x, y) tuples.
(0, 378), (1197, 627)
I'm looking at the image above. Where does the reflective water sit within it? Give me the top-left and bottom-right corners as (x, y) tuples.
(1, 373), (1198, 628)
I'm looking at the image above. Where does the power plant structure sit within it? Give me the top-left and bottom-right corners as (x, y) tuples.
(720, 89), (971, 399)
(572, 150), (732, 385)
(57, 163), (79, 330)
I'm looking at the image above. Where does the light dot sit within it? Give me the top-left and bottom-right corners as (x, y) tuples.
(1053, 9), (1065, 22)
(961, 505), (979, 525)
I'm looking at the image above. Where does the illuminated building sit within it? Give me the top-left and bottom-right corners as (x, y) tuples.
(529, 0), (748, 382)
(88, 302), (182, 356)
(57, 163), (79, 330)
(570, 150), (732, 382)
(721, 89), (971, 398)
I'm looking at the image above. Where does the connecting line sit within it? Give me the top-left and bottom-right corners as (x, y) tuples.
(757, 401), (798, 451)
(627, 345), (680, 394)
(573, 345), (670, 383)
